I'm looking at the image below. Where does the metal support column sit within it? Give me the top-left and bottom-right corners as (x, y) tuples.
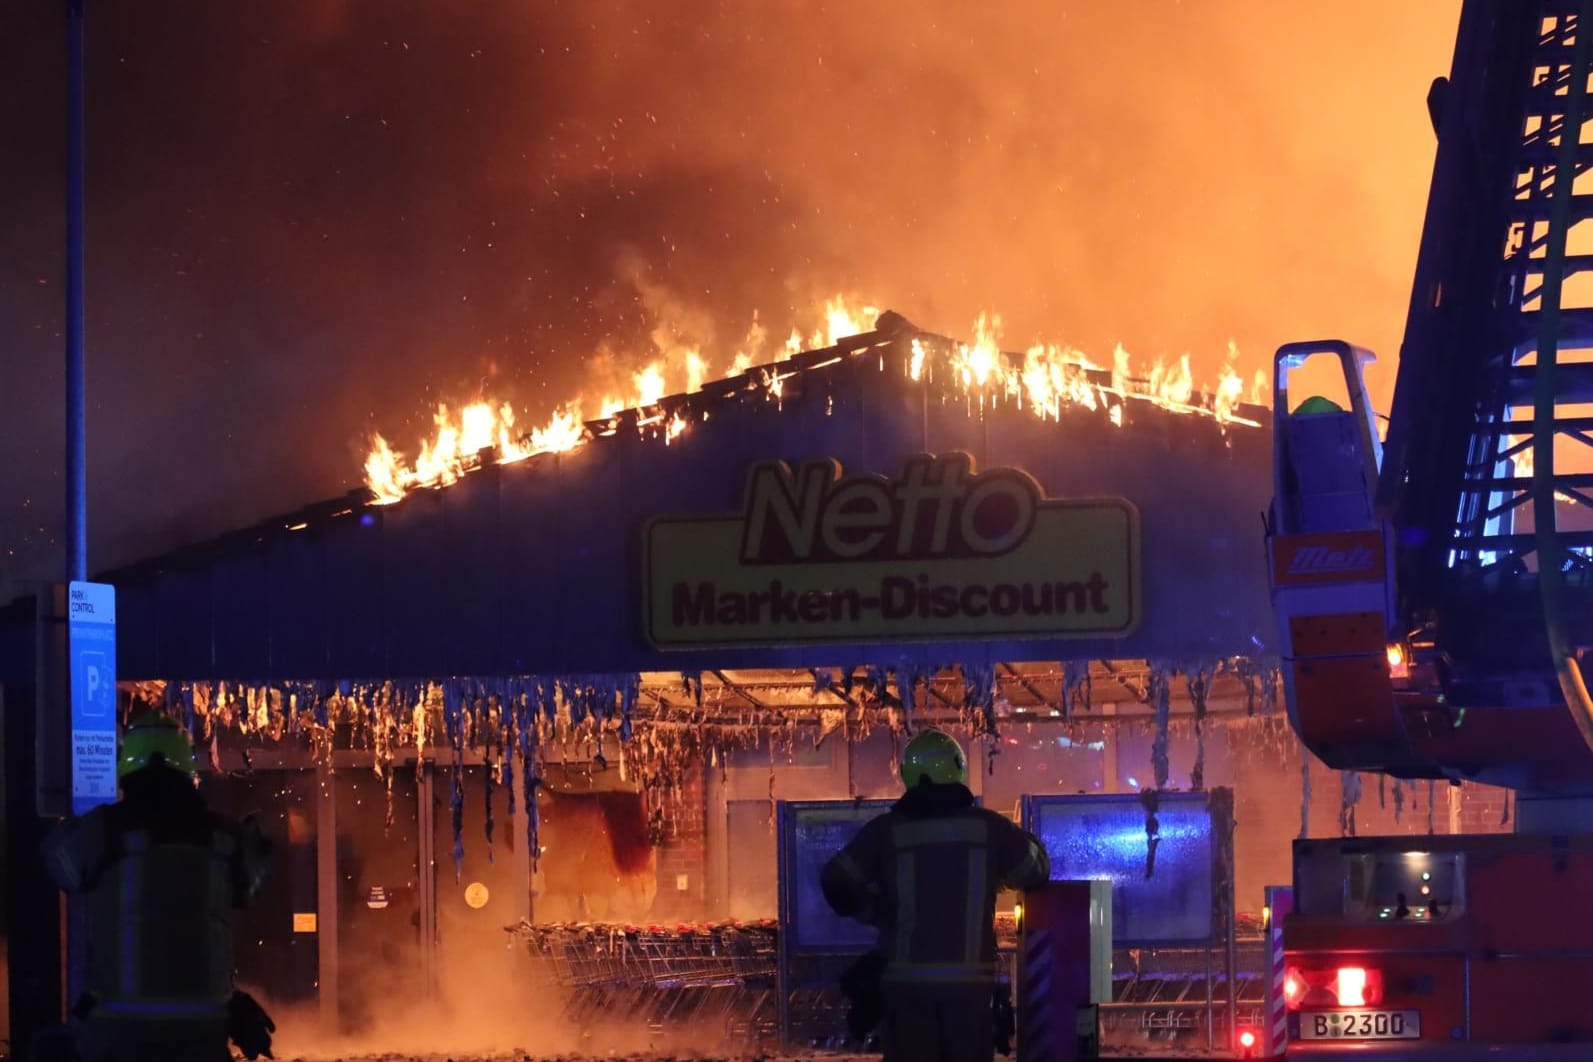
(417, 760), (438, 998)
(705, 763), (729, 912)
(509, 759), (532, 925)
(1222, 791), (1240, 1053)
(968, 733), (985, 802)
(315, 761), (338, 1032)
(1205, 948), (1215, 1052)
(1226, 887), (1240, 1053)
(1101, 703), (1120, 794)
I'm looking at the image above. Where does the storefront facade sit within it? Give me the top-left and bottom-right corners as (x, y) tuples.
(6, 320), (1314, 1048)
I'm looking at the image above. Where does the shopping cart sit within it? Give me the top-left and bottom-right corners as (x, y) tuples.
(508, 918), (779, 1046)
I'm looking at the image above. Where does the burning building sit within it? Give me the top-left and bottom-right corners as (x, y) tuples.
(0, 309), (1499, 1056)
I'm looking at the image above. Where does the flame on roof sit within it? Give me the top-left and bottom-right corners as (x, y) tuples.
(361, 303), (1268, 505)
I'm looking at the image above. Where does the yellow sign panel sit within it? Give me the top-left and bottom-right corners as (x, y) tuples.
(464, 882), (490, 909)
(292, 912), (317, 934)
(644, 453), (1140, 649)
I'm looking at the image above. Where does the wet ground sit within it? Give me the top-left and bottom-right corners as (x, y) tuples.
(270, 1054), (1197, 1061)
(273, 1056), (878, 1062)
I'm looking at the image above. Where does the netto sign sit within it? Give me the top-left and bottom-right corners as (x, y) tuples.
(643, 453), (1141, 649)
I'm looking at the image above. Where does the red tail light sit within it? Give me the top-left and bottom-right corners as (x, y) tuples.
(1334, 965), (1383, 1006)
(1284, 964), (1384, 1009)
(1283, 968), (1305, 1009)
(1336, 966), (1371, 1005)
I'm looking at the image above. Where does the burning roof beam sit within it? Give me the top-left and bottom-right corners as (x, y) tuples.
(1098, 659), (1152, 705)
(810, 668), (860, 711)
(359, 305), (1270, 510)
(1000, 661), (1055, 713)
(710, 669), (769, 712)
(925, 677), (959, 711)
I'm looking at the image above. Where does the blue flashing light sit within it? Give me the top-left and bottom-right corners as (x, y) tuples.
(1030, 800), (1216, 941)
(1076, 823), (1200, 854)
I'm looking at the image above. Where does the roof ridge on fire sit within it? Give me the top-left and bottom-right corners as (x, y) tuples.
(103, 309), (1269, 582)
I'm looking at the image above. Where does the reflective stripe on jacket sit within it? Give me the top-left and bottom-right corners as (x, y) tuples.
(821, 789), (1050, 983)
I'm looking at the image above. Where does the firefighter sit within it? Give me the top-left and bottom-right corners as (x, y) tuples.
(821, 727), (1051, 1062)
(41, 712), (274, 1062)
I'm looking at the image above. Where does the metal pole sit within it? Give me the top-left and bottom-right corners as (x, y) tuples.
(509, 760), (532, 926)
(1204, 946), (1214, 1052)
(66, 0), (87, 583)
(316, 762), (339, 1031)
(775, 801), (792, 1051)
(418, 762), (437, 999)
(1226, 881), (1239, 1055)
(1101, 702), (1120, 793)
(62, 0), (89, 1022)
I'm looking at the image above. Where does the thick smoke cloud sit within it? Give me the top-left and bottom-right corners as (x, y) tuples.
(1, 1), (1458, 599)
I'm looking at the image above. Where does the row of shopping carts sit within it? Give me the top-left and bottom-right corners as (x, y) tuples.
(507, 916), (1268, 1051)
(1101, 940), (1269, 1049)
(506, 918), (781, 1045)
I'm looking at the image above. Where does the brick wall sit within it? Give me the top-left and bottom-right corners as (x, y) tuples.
(1311, 770), (1449, 839)
(1193, 722), (1515, 912)
(1303, 768), (1511, 840)
(654, 764), (708, 919)
(1455, 782), (1511, 834)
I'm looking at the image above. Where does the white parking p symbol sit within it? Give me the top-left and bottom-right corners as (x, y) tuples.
(79, 652), (111, 718)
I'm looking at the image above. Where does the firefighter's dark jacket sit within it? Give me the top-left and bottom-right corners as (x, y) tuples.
(42, 770), (272, 1018)
(821, 781), (1050, 983)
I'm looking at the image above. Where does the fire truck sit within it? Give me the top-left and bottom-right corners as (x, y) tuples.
(1266, 1), (1593, 1056)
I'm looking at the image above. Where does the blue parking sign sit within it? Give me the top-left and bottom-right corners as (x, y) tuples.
(68, 581), (117, 816)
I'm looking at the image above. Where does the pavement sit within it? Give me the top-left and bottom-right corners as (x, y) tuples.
(269, 1056), (883, 1062)
(266, 1054), (1205, 1061)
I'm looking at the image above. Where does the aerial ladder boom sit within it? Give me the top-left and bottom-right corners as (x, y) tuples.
(1264, 9), (1593, 1056)
(1269, 0), (1593, 803)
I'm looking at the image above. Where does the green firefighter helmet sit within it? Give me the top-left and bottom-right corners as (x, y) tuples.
(901, 728), (968, 788)
(1292, 394), (1345, 417)
(118, 712), (198, 780)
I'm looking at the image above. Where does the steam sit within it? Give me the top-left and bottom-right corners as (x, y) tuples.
(243, 932), (677, 1060)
